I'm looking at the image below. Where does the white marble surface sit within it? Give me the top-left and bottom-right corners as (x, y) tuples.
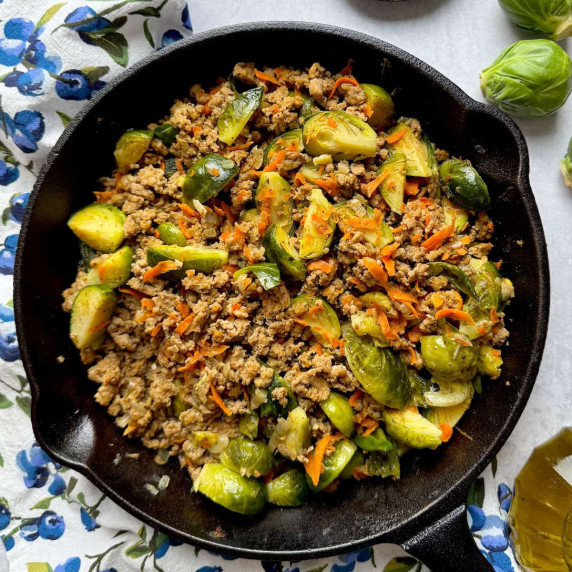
(191, 0), (571, 477)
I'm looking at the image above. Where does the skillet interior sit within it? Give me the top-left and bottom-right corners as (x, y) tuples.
(14, 22), (549, 559)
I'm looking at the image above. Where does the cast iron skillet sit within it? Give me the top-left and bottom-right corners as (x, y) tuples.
(14, 22), (549, 571)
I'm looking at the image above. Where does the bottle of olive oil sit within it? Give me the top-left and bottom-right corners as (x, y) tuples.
(509, 428), (572, 571)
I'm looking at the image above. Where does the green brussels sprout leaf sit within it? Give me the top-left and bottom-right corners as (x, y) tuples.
(234, 263), (281, 290)
(264, 224), (307, 281)
(157, 222), (187, 246)
(426, 261), (478, 299)
(153, 123), (178, 146)
(181, 154), (239, 205)
(218, 87), (264, 145)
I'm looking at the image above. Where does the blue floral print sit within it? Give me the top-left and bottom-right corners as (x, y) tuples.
(0, 159), (18, 185)
(1, 109), (45, 153)
(161, 29), (184, 48)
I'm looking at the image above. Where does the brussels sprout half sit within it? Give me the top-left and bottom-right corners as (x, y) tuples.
(340, 449), (366, 479)
(267, 469), (310, 506)
(263, 129), (304, 167)
(378, 153), (406, 214)
(291, 294), (341, 348)
(114, 129), (153, 173)
(442, 197), (470, 234)
(498, 0), (572, 40)
(220, 437), (274, 477)
(471, 259), (503, 310)
(269, 406), (311, 461)
(319, 392), (355, 437)
(342, 323), (412, 409)
(366, 449), (401, 478)
(181, 154), (239, 205)
(86, 245), (133, 289)
(218, 87), (264, 145)
(146, 245), (228, 280)
(361, 83), (395, 131)
(383, 408), (443, 450)
(480, 39), (572, 118)
(440, 158), (490, 211)
(562, 137), (572, 188)
(424, 384), (474, 430)
(157, 222), (187, 246)
(264, 224), (307, 281)
(299, 188), (335, 260)
(478, 346), (503, 379)
(386, 124), (433, 178)
(424, 379), (474, 408)
(193, 463), (267, 515)
(306, 438), (357, 492)
(420, 335), (478, 383)
(257, 362), (297, 418)
(256, 172), (295, 235)
(239, 411), (259, 439)
(70, 285), (117, 350)
(68, 203), (126, 253)
(350, 312), (391, 345)
(334, 198), (393, 249)
(303, 111), (377, 161)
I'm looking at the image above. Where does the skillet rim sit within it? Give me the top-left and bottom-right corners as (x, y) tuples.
(14, 21), (550, 560)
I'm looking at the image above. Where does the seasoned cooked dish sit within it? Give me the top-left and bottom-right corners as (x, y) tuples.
(63, 61), (514, 514)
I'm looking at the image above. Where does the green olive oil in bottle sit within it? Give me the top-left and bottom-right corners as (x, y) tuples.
(509, 428), (572, 571)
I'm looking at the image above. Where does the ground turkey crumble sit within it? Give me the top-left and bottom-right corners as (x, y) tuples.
(63, 61), (511, 486)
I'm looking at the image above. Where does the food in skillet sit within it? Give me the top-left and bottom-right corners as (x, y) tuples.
(63, 62), (514, 514)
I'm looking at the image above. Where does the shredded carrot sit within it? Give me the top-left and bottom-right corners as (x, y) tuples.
(222, 264), (240, 273)
(386, 287), (418, 305)
(305, 433), (343, 486)
(118, 287), (149, 300)
(403, 346), (417, 365)
(362, 420), (379, 437)
(341, 294), (362, 308)
(432, 293), (444, 309)
(411, 233), (422, 245)
(141, 298), (155, 311)
(491, 348), (502, 357)
(175, 158), (184, 175)
(340, 58), (353, 76)
(363, 257), (388, 287)
(408, 328), (421, 343)
(244, 245), (255, 265)
(175, 313), (195, 336)
(353, 467), (369, 480)
(178, 216), (192, 239)
(307, 260), (334, 273)
(490, 308), (499, 324)
(220, 231), (231, 241)
(234, 225), (246, 242)
(263, 149), (286, 173)
(308, 306), (324, 315)
(385, 128), (407, 144)
(314, 343), (323, 356)
(208, 167), (220, 177)
(151, 324), (161, 337)
(328, 77), (360, 99)
(179, 203), (200, 218)
(227, 141), (254, 152)
(392, 225), (405, 233)
(362, 171), (389, 197)
(314, 174), (339, 196)
(192, 125), (203, 137)
(209, 383), (232, 416)
(435, 308), (475, 324)
(203, 105), (212, 116)
(327, 116), (338, 129)
(220, 201), (235, 224)
(143, 260), (179, 282)
(348, 389), (363, 407)
(294, 172), (307, 186)
(477, 326), (488, 335)
(242, 387), (250, 408)
(363, 103), (373, 118)
(380, 242), (400, 258)
(451, 290), (464, 310)
(94, 190), (113, 203)
(381, 257), (395, 276)
(177, 302), (190, 318)
(202, 345), (229, 357)
(401, 300), (419, 319)
(160, 158), (165, 171)
(115, 171), (122, 191)
(213, 205), (225, 217)
(344, 217), (377, 230)
(404, 181), (420, 196)
(242, 277), (253, 290)
(378, 311), (398, 340)
(440, 423), (453, 443)
(255, 69), (282, 85)
(421, 221), (455, 251)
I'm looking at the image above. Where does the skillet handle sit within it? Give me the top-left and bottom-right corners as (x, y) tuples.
(401, 504), (492, 572)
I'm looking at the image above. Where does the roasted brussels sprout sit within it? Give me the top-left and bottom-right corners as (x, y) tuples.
(361, 83), (394, 131)
(350, 312), (390, 345)
(424, 379), (474, 408)
(480, 39), (572, 117)
(233, 263), (281, 290)
(299, 94), (314, 118)
(340, 449), (366, 479)
(264, 224), (307, 281)
(220, 437), (274, 477)
(378, 153), (406, 213)
(320, 392), (355, 437)
(290, 294), (341, 347)
(258, 362), (297, 418)
(68, 203), (126, 253)
(146, 245), (228, 280)
(360, 292), (394, 314)
(498, 0), (571, 41)
(440, 158), (490, 211)
(385, 123), (433, 178)
(299, 188), (335, 260)
(86, 245), (133, 289)
(424, 384), (474, 430)
(256, 172), (295, 235)
(366, 449), (401, 479)
(459, 298), (492, 340)
(114, 129), (153, 173)
(426, 262), (477, 299)
(420, 335), (478, 383)
(70, 285), (117, 350)
(383, 408), (443, 450)
(268, 406), (311, 461)
(342, 323), (412, 409)
(562, 137), (572, 188)
(153, 123), (178, 146)
(267, 469), (310, 506)
(193, 463), (267, 515)
(442, 197), (470, 234)
(471, 259), (502, 310)
(157, 222), (187, 247)
(218, 86), (264, 145)
(306, 438), (357, 492)
(239, 411), (259, 439)
(302, 111), (377, 161)
(334, 198), (393, 249)
(355, 427), (394, 452)
(478, 346), (503, 379)
(263, 129), (303, 167)
(180, 154), (239, 205)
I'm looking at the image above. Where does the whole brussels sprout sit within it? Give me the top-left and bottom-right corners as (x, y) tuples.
(220, 437), (274, 477)
(562, 137), (572, 188)
(302, 111), (377, 161)
(420, 335), (478, 383)
(439, 158), (490, 211)
(361, 84), (395, 131)
(480, 39), (572, 117)
(498, 0), (571, 41)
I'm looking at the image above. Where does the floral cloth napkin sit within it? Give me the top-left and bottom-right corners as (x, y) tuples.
(0, 1), (520, 569)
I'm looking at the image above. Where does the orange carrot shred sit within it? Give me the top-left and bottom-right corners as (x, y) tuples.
(307, 260), (334, 273)
(385, 128), (407, 144)
(440, 423), (453, 442)
(220, 201), (235, 224)
(209, 383), (232, 416)
(151, 324), (162, 337)
(180, 203), (200, 218)
(141, 298), (155, 311)
(118, 287), (149, 300)
(263, 149), (286, 173)
(363, 171), (389, 197)
(175, 313), (195, 336)
(404, 181), (420, 196)
(255, 69), (282, 86)
(421, 221), (455, 251)
(143, 260), (179, 282)
(177, 302), (190, 318)
(490, 308), (499, 324)
(378, 311), (398, 340)
(328, 77), (360, 99)
(294, 172), (307, 186)
(305, 433), (343, 486)
(363, 257), (388, 287)
(340, 59), (353, 76)
(451, 290), (464, 310)
(348, 389), (363, 407)
(435, 308), (475, 324)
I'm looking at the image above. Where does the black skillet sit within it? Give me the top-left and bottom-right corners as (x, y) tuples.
(14, 22), (549, 571)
